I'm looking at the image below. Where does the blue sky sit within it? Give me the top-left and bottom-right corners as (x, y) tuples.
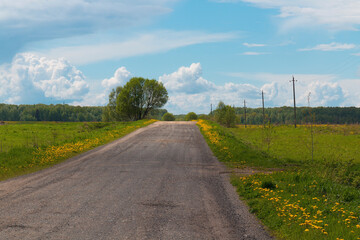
(1, 0), (359, 114)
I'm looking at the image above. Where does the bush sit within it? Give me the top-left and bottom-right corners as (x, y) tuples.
(162, 113), (175, 121)
(185, 112), (198, 121)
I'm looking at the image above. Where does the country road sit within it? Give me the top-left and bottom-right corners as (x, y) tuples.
(0, 121), (271, 240)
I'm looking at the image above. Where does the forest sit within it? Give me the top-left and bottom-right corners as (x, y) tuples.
(232, 106), (360, 124)
(0, 103), (359, 124)
(0, 104), (167, 122)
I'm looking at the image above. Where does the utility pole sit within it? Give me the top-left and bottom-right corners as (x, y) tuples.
(210, 104), (212, 116)
(262, 90), (265, 128)
(290, 76), (297, 128)
(244, 100), (247, 128)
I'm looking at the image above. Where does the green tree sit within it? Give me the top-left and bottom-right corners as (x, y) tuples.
(215, 101), (236, 127)
(103, 86), (123, 121)
(185, 112), (198, 121)
(107, 77), (168, 121)
(162, 112), (175, 121)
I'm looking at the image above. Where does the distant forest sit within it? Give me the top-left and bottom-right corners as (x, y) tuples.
(0, 104), (104, 122)
(232, 106), (360, 125)
(0, 104), (167, 122)
(0, 104), (359, 124)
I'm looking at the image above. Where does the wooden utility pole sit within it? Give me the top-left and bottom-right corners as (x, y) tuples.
(244, 100), (247, 128)
(210, 104), (212, 115)
(290, 76), (297, 128)
(262, 90), (265, 128)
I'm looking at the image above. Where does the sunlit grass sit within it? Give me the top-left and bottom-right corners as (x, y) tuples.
(231, 124), (360, 164)
(0, 120), (156, 181)
(197, 120), (360, 240)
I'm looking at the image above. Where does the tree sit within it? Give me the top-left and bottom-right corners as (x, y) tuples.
(103, 86), (123, 121)
(215, 101), (236, 127)
(162, 112), (175, 121)
(185, 112), (198, 121)
(105, 77), (168, 121)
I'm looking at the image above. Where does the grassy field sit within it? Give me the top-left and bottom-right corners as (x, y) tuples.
(0, 120), (156, 181)
(197, 120), (360, 240)
(232, 124), (360, 164)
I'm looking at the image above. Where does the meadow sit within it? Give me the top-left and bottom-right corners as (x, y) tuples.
(0, 120), (156, 181)
(197, 120), (360, 240)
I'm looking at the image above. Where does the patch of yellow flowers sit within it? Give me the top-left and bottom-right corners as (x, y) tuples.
(240, 173), (360, 239)
(28, 120), (156, 168)
(197, 120), (233, 160)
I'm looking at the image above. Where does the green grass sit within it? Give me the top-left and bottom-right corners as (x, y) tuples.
(197, 120), (360, 240)
(0, 120), (156, 181)
(0, 122), (91, 152)
(231, 124), (360, 164)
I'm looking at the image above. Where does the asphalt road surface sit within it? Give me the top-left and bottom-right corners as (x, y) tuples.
(0, 121), (272, 240)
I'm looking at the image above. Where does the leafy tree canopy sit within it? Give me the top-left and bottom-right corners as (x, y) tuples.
(104, 77), (168, 121)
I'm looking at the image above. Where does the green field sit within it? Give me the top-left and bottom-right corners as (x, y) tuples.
(231, 124), (360, 164)
(0, 120), (156, 181)
(197, 120), (360, 240)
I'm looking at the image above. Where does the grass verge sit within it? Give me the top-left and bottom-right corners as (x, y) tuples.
(197, 119), (360, 240)
(0, 119), (156, 181)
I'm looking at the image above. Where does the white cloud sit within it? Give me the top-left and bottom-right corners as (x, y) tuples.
(224, 72), (355, 107)
(352, 53), (360, 56)
(299, 42), (356, 51)
(0, 0), (179, 62)
(159, 63), (216, 94)
(0, 53), (89, 104)
(0, 0), (175, 31)
(102, 67), (131, 90)
(242, 52), (269, 55)
(162, 66), (358, 114)
(74, 66), (132, 106)
(161, 63), (266, 113)
(34, 31), (236, 65)
(243, 43), (266, 47)
(301, 81), (345, 106)
(214, 0), (360, 31)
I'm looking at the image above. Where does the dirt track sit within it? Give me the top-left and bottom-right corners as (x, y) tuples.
(0, 121), (271, 239)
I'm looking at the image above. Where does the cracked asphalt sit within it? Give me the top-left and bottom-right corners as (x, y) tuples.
(0, 121), (272, 240)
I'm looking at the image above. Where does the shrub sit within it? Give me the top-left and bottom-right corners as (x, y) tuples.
(185, 112), (198, 121)
(162, 113), (175, 121)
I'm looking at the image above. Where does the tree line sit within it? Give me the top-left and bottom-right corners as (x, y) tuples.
(0, 103), (170, 122)
(0, 104), (103, 122)
(210, 106), (360, 125)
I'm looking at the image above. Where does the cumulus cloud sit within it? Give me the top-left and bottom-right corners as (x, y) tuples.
(300, 82), (345, 106)
(214, 0), (360, 31)
(161, 65), (357, 114)
(0, 53), (89, 104)
(226, 72), (353, 107)
(102, 67), (131, 90)
(159, 63), (216, 94)
(299, 42), (356, 51)
(74, 66), (132, 106)
(160, 63), (265, 113)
